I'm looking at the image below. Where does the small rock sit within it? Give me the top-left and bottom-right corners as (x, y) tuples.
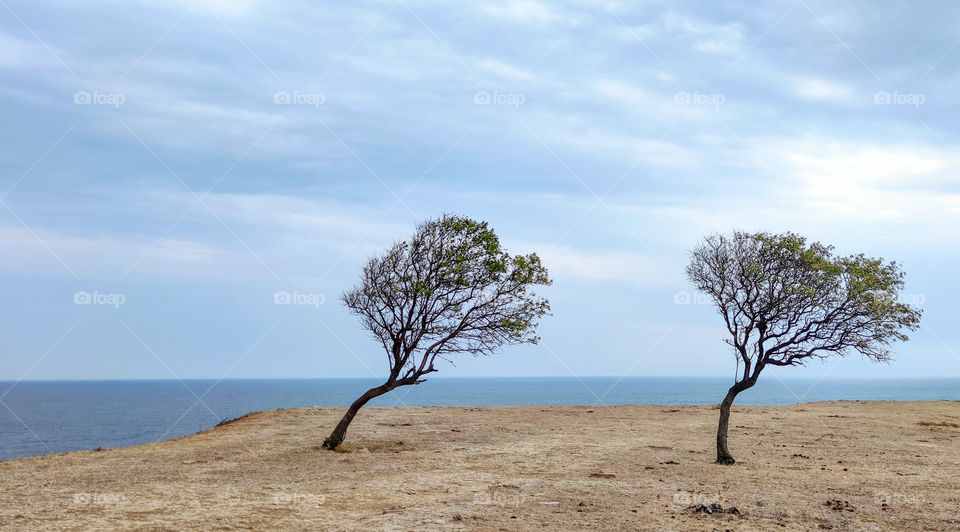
(825, 499), (854, 512)
(686, 503), (742, 517)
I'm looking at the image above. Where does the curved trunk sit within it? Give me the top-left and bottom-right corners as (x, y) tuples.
(715, 380), (755, 464)
(322, 382), (397, 450)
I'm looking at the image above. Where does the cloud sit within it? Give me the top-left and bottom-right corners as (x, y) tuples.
(590, 80), (722, 125)
(0, 191), (411, 279)
(195, 0), (258, 16)
(0, 224), (255, 278)
(619, 11), (745, 54)
(778, 142), (952, 185)
(632, 137), (960, 228)
(134, 0), (258, 16)
(477, 59), (536, 81)
(480, 1), (564, 24)
(198, 193), (407, 239)
(791, 78), (854, 101)
(556, 129), (700, 168)
(520, 243), (678, 287)
(769, 140), (960, 222)
(0, 31), (63, 70)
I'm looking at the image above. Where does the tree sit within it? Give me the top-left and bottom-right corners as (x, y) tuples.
(685, 231), (921, 464)
(322, 214), (551, 449)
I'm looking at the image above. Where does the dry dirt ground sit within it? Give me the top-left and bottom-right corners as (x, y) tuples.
(1, 401), (958, 531)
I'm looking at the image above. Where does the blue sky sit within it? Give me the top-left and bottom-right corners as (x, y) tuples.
(1, 0), (958, 381)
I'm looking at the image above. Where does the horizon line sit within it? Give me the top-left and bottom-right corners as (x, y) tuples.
(0, 375), (955, 383)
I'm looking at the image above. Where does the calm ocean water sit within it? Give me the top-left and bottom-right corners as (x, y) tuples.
(1, 377), (957, 460)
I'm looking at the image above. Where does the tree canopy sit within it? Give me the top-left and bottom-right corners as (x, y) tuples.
(343, 214), (551, 383)
(686, 231), (921, 379)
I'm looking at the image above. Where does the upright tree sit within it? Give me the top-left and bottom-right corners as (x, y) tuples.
(323, 214), (551, 449)
(685, 231), (921, 464)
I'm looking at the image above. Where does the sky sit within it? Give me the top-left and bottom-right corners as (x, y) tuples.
(1, 0), (958, 383)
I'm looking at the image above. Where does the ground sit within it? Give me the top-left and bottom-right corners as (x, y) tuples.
(1, 401), (958, 531)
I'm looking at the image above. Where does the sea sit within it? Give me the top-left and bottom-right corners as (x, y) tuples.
(1, 377), (957, 460)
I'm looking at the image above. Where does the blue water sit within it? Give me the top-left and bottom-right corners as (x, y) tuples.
(0, 377), (957, 460)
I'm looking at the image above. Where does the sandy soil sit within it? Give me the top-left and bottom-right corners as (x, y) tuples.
(1, 401), (958, 531)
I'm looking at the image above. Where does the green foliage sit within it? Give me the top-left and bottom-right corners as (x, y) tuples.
(341, 214), (552, 381)
(686, 230), (922, 374)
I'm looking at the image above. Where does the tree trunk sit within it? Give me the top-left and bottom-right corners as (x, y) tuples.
(715, 380), (754, 465)
(322, 382), (396, 450)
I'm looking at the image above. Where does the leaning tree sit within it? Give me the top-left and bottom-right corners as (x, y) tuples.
(322, 214), (551, 449)
(685, 231), (921, 464)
